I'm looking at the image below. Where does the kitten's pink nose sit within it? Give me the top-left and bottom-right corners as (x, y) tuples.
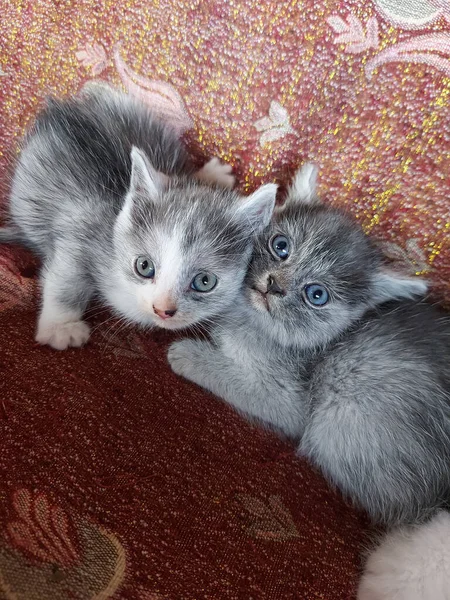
(153, 305), (177, 319)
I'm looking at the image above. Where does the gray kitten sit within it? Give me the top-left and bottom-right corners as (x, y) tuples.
(0, 84), (277, 349)
(169, 163), (450, 525)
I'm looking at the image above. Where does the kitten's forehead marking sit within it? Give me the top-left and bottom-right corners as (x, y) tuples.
(136, 227), (184, 314)
(155, 227), (184, 297)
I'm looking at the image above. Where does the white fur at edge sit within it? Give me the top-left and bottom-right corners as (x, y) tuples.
(196, 157), (236, 189)
(291, 162), (318, 203)
(358, 511), (450, 600)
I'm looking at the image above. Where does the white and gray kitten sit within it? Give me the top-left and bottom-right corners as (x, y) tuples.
(0, 84), (277, 349)
(168, 163), (450, 527)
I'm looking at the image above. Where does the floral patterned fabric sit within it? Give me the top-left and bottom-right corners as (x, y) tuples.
(1, 0), (449, 598)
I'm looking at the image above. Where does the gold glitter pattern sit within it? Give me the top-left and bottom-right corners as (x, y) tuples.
(0, 0), (449, 300)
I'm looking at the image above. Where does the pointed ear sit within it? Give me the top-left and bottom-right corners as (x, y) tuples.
(235, 183), (278, 233)
(115, 148), (169, 236)
(372, 268), (428, 304)
(129, 146), (169, 198)
(279, 162), (319, 212)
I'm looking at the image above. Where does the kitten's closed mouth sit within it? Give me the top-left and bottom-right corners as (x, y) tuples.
(250, 287), (270, 312)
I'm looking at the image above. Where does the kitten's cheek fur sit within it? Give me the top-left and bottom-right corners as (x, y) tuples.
(250, 290), (269, 312)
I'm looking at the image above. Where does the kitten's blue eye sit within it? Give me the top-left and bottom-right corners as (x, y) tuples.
(191, 272), (218, 292)
(270, 235), (290, 260)
(304, 284), (329, 307)
(135, 256), (155, 278)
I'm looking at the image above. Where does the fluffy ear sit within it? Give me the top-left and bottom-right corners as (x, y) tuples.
(235, 183), (278, 233)
(279, 162), (319, 211)
(115, 148), (169, 235)
(129, 146), (169, 198)
(372, 268), (428, 304)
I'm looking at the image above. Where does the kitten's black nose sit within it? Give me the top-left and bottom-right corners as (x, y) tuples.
(266, 275), (286, 296)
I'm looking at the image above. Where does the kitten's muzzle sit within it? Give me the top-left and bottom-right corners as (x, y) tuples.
(266, 275), (286, 297)
(249, 274), (285, 313)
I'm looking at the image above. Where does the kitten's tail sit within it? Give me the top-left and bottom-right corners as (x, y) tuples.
(358, 511), (450, 600)
(0, 226), (22, 244)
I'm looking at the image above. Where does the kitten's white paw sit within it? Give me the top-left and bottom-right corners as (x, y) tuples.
(358, 511), (450, 600)
(197, 158), (236, 189)
(168, 339), (203, 378)
(36, 320), (91, 350)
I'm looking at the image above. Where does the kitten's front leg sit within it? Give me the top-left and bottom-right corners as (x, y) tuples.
(36, 247), (92, 350)
(168, 339), (305, 438)
(195, 158), (235, 189)
(168, 339), (219, 388)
